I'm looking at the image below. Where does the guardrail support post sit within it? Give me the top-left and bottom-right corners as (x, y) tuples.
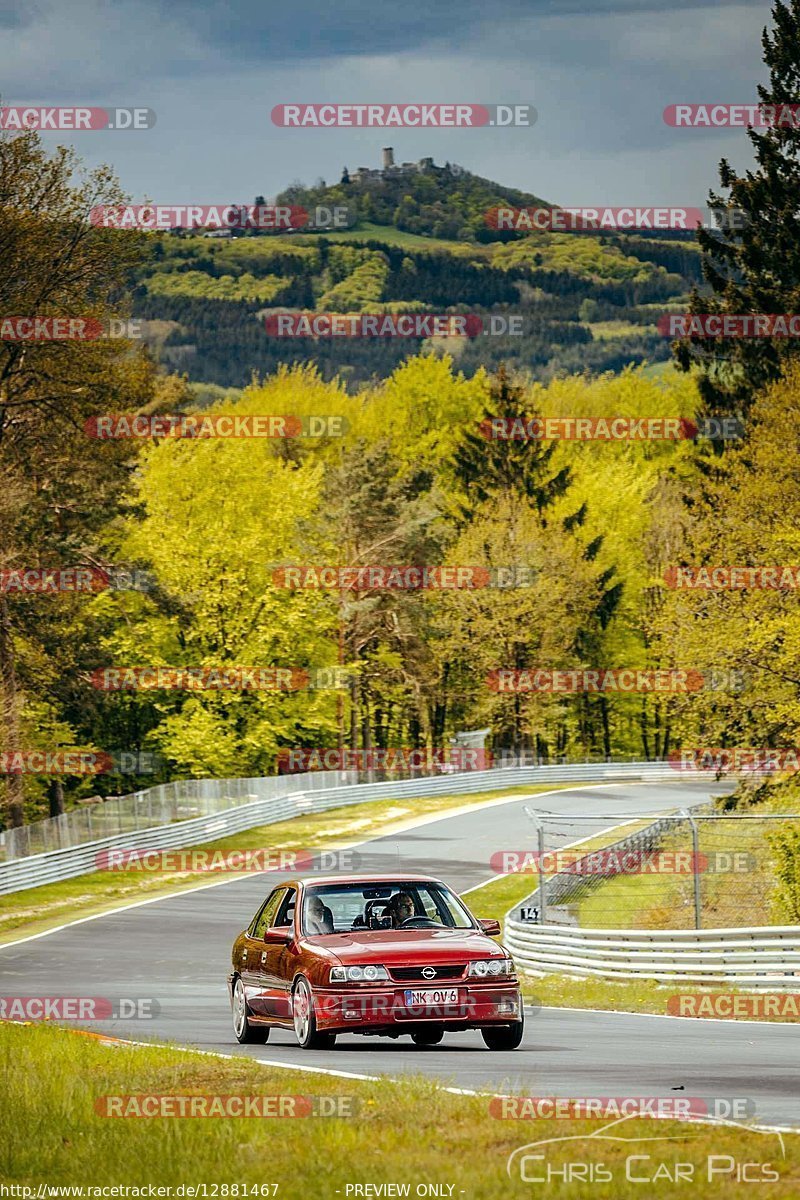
(682, 808), (702, 929)
(538, 821), (547, 924)
(524, 806), (547, 923)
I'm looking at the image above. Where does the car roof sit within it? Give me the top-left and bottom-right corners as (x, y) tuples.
(283, 873), (447, 890)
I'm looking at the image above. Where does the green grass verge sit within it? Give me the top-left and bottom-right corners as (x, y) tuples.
(1, 1022), (797, 1193)
(520, 974), (799, 1023)
(0, 784), (570, 944)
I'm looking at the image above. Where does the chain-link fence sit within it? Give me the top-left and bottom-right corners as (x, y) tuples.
(512, 806), (800, 930)
(0, 753), (672, 864)
(0, 770), (356, 862)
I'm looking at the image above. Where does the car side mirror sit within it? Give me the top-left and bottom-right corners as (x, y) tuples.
(479, 918), (501, 936)
(263, 926), (291, 945)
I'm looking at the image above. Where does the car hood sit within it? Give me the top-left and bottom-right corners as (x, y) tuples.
(318, 928), (503, 965)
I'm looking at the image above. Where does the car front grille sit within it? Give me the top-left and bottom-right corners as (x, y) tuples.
(389, 964), (466, 982)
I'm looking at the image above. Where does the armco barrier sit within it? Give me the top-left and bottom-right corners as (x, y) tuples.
(0, 760), (687, 894)
(502, 920), (800, 987)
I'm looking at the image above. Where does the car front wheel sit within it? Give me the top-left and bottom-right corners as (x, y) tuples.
(292, 977), (336, 1050)
(232, 977), (270, 1044)
(481, 1018), (524, 1051)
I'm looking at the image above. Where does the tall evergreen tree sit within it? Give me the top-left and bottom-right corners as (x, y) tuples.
(674, 0), (800, 417)
(451, 367), (570, 519)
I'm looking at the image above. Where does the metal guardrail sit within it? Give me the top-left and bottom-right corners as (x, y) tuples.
(0, 760), (686, 894)
(503, 920), (800, 987)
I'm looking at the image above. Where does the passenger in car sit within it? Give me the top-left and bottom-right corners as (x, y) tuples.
(306, 894), (334, 935)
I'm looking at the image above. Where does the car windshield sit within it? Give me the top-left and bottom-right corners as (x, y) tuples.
(301, 881), (474, 935)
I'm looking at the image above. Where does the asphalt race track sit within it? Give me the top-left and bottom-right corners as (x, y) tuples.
(2, 780), (798, 1128)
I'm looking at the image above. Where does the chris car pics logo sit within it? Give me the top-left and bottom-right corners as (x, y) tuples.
(506, 1114), (785, 1185)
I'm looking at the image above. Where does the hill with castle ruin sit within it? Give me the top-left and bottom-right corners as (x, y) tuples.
(131, 151), (703, 389)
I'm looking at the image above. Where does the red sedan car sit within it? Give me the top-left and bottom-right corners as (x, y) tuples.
(228, 873), (523, 1050)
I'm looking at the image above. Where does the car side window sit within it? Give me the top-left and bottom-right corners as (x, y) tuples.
(275, 888), (296, 928)
(251, 888), (285, 938)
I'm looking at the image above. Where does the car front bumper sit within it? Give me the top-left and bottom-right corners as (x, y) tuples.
(311, 982), (523, 1033)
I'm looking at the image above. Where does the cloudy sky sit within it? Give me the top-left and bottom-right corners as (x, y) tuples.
(1, 0), (774, 206)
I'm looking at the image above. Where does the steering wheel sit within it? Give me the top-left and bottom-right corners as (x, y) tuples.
(397, 916), (440, 929)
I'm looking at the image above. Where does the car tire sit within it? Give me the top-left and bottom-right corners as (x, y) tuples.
(232, 976), (270, 1044)
(481, 1018), (524, 1051)
(411, 1028), (444, 1046)
(292, 976), (336, 1050)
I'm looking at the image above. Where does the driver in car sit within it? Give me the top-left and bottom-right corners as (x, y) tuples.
(388, 892), (415, 927)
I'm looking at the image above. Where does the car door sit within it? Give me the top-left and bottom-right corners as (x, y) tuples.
(242, 888), (286, 1016)
(258, 886), (297, 1020)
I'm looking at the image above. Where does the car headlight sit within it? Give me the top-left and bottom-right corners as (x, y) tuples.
(468, 958), (513, 977)
(329, 964), (389, 983)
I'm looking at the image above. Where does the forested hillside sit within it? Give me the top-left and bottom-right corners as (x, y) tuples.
(130, 161), (700, 387)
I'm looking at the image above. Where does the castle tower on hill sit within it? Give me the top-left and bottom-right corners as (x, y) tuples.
(351, 149), (444, 184)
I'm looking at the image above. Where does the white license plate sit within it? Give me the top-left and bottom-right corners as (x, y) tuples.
(403, 987), (460, 1006)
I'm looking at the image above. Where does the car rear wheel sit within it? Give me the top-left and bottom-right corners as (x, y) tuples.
(481, 1019), (524, 1051)
(232, 977), (270, 1044)
(292, 977), (336, 1050)
(411, 1028), (444, 1046)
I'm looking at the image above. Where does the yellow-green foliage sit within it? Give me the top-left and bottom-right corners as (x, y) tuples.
(145, 269), (288, 302)
(494, 233), (674, 284)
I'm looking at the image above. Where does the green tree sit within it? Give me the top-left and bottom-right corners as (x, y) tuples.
(0, 127), (153, 826)
(674, 0), (800, 417)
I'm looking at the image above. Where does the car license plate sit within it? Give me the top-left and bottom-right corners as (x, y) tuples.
(403, 987), (460, 1006)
